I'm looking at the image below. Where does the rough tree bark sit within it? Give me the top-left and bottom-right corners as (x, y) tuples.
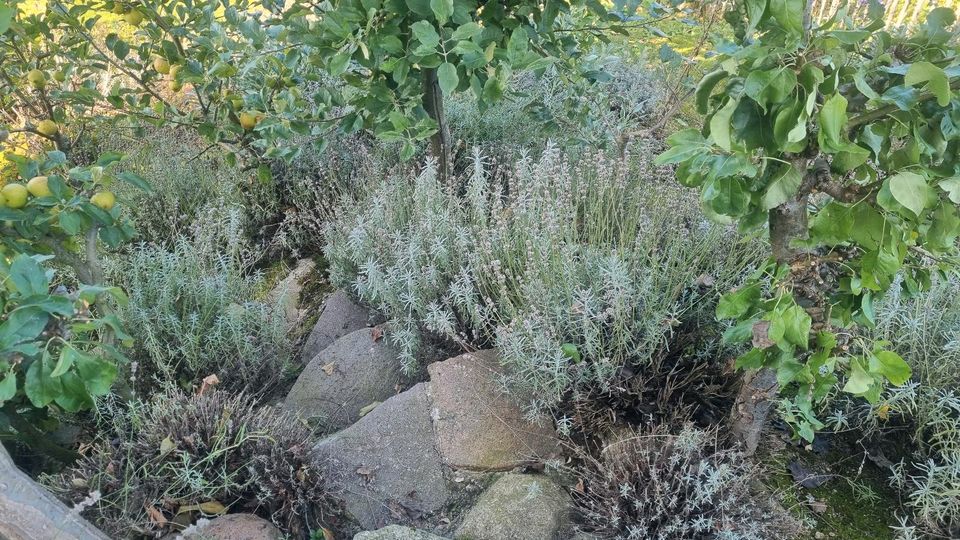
(422, 67), (451, 185)
(731, 157), (830, 455)
(0, 445), (109, 540)
(730, 184), (810, 455)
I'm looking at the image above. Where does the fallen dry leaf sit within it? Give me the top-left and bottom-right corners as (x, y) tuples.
(198, 374), (220, 396)
(752, 320), (776, 349)
(371, 326), (384, 342)
(145, 505), (168, 526)
(159, 436), (176, 457)
(319, 527), (335, 540)
(177, 500), (227, 516)
(358, 401), (380, 417)
(321, 362), (336, 375)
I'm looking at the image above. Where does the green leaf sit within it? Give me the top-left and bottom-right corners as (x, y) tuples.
(703, 177), (749, 216)
(743, 0), (766, 37)
(887, 172), (930, 217)
(429, 0), (453, 24)
(51, 344), (90, 378)
(939, 176), (960, 203)
(117, 171), (152, 193)
(9, 255), (49, 296)
(437, 62), (458, 95)
(842, 357), (874, 395)
(695, 70), (728, 114)
(24, 357), (62, 408)
(0, 370), (16, 404)
(819, 93), (847, 149)
(560, 343), (581, 363)
(769, 0), (803, 34)
(762, 164), (802, 210)
(75, 354), (116, 396)
(869, 350), (911, 386)
(781, 305), (812, 349)
(735, 348), (765, 370)
(710, 96), (739, 151)
(717, 284), (760, 320)
(54, 371), (92, 412)
(0, 4), (14, 35)
(412, 20), (440, 48)
(451, 22), (482, 40)
(904, 61), (951, 107)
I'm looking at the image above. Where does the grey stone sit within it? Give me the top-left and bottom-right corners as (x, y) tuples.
(315, 383), (456, 530)
(266, 259), (316, 329)
(427, 350), (561, 471)
(301, 289), (383, 363)
(354, 525), (449, 540)
(286, 327), (401, 431)
(454, 474), (571, 540)
(0, 445), (109, 540)
(184, 513), (282, 540)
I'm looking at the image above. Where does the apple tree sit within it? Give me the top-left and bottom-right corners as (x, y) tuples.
(657, 1), (960, 452)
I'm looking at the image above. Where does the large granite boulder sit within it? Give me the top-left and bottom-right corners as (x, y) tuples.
(427, 350), (561, 471)
(354, 525), (449, 540)
(454, 474), (571, 540)
(314, 383), (457, 530)
(301, 290), (383, 363)
(286, 327), (401, 431)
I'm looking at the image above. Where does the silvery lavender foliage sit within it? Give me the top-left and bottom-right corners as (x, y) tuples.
(571, 424), (782, 539)
(445, 48), (663, 151)
(111, 205), (294, 396)
(325, 142), (759, 412)
(832, 275), (960, 536)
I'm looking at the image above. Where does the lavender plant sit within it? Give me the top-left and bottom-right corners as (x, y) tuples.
(109, 206), (295, 396)
(325, 142), (761, 413)
(570, 423), (792, 539)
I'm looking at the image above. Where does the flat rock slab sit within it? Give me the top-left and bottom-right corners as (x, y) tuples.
(354, 525), (449, 539)
(455, 474), (571, 540)
(286, 327), (401, 431)
(301, 289), (384, 363)
(183, 513), (282, 540)
(427, 350), (561, 471)
(314, 383), (456, 530)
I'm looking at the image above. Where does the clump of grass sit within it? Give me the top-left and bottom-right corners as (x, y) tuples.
(43, 389), (337, 539)
(325, 141), (760, 415)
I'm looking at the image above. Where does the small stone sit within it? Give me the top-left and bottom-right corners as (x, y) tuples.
(455, 474), (571, 540)
(353, 525), (448, 540)
(181, 514), (282, 540)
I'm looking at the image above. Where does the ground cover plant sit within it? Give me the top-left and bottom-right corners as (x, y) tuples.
(0, 0), (958, 539)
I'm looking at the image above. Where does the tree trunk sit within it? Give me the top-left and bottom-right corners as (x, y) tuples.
(731, 162), (811, 455)
(0, 444), (109, 540)
(422, 67), (451, 185)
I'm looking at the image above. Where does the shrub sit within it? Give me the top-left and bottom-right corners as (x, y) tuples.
(325, 142), (760, 414)
(43, 389), (337, 539)
(267, 132), (390, 258)
(101, 127), (251, 246)
(869, 276), (960, 537)
(446, 49), (662, 154)
(570, 423), (791, 539)
(110, 206), (295, 396)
